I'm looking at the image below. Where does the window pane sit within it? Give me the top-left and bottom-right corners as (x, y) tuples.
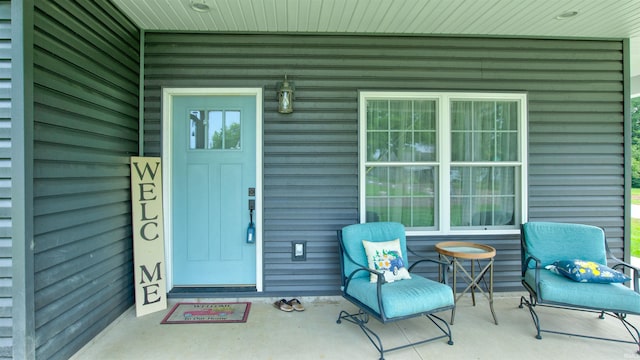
(388, 197), (411, 224)
(451, 100), (519, 162)
(450, 166), (516, 227)
(451, 101), (472, 130)
(449, 195), (468, 227)
(367, 100), (388, 130)
(451, 132), (472, 162)
(496, 132), (518, 161)
(414, 132), (435, 161)
(474, 132), (495, 161)
(414, 100), (437, 161)
(389, 100), (412, 130)
(412, 197), (435, 227)
(474, 102), (495, 131)
(367, 132), (389, 161)
(365, 165), (436, 228)
(224, 111), (241, 149)
(412, 166), (435, 196)
(366, 197), (387, 222)
(497, 101), (518, 130)
(368, 99), (437, 164)
(390, 131), (413, 162)
(414, 100), (436, 129)
(366, 167), (388, 196)
(450, 167), (468, 196)
(192, 110), (242, 150)
(208, 111), (223, 149)
(189, 110), (205, 149)
(387, 167), (407, 196)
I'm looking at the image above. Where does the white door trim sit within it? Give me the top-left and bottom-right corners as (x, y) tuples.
(161, 87), (264, 291)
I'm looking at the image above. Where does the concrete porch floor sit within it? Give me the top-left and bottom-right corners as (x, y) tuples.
(71, 293), (639, 360)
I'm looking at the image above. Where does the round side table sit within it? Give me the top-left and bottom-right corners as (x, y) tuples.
(435, 241), (498, 325)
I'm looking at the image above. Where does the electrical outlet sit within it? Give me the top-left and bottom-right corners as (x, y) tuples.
(292, 241), (306, 261)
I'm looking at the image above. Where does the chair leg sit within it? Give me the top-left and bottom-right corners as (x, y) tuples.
(426, 313), (455, 346)
(519, 297), (640, 352)
(614, 312), (640, 354)
(337, 309), (385, 360)
(519, 295), (542, 339)
(337, 309), (454, 360)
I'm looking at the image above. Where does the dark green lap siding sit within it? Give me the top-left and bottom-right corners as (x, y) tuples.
(33, 1), (139, 359)
(143, 33), (625, 295)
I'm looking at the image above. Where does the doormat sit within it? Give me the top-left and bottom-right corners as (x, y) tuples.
(161, 302), (251, 324)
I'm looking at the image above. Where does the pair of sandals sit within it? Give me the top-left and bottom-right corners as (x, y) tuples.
(274, 298), (305, 312)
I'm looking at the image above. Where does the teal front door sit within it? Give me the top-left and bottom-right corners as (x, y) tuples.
(171, 95), (257, 287)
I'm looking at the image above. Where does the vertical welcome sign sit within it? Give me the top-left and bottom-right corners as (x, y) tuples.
(130, 157), (167, 317)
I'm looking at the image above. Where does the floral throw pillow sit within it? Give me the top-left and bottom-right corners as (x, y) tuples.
(545, 259), (631, 283)
(362, 239), (412, 283)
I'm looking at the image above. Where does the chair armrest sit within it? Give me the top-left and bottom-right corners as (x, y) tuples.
(605, 241), (640, 293)
(338, 234), (388, 292)
(407, 247), (450, 267)
(343, 261), (389, 319)
(522, 255), (541, 276)
(407, 247), (451, 284)
(342, 252), (387, 288)
(522, 254), (544, 300)
(345, 266), (385, 286)
(609, 258), (640, 293)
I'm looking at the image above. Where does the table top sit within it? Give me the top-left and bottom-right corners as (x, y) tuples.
(435, 241), (496, 260)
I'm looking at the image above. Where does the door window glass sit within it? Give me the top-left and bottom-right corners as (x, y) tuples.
(189, 109), (241, 150)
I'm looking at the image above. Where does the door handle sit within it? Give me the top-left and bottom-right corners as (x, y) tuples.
(247, 200), (256, 244)
(247, 193), (256, 244)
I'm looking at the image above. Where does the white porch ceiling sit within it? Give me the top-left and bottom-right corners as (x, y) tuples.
(111, 0), (640, 77)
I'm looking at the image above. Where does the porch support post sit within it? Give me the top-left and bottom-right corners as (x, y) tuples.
(624, 37), (632, 265)
(11, 0), (35, 358)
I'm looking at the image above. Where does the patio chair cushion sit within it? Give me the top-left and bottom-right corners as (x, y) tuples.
(362, 239), (411, 283)
(346, 274), (454, 319)
(546, 259), (631, 283)
(522, 222), (607, 268)
(524, 268), (640, 314)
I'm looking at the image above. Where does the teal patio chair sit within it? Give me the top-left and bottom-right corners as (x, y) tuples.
(519, 221), (640, 353)
(336, 222), (454, 360)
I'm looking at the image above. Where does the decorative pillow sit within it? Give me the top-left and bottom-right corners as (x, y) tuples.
(545, 259), (631, 283)
(362, 239), (412, 283)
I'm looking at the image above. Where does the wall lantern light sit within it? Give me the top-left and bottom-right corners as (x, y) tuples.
(277, 75), (294, 114)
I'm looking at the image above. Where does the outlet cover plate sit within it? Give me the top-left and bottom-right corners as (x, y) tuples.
(292, 241), (306, 261)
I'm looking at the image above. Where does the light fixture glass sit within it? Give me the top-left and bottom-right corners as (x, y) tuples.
(278, 75), (294, 114)
(555, 11), (578, 20)
(190, 0), (211, 13)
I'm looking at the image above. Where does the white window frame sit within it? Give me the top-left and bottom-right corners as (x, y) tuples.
(358, 91), (528, 236)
